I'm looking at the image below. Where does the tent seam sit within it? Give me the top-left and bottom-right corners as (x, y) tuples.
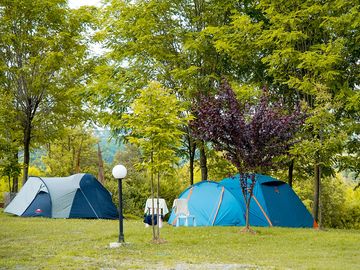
(252, 194), (273, 226)
(31, 176), (52, 217)
(79, 188), (99, 219)
(211, 187), (225, 226)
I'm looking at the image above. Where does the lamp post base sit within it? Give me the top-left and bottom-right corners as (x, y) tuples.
(109, 242), (127, 248)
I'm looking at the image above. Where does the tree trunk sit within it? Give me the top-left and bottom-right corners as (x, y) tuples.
(313, 163), (321, 224)
(199, 141), (208, 181)
(22, 125), (31, 185)
(75, 138), (83, 173)
(97, 143), (105, 184)
(288, 159), (294, 187)
(186, 130), (196, 186)
(245, 200), (250, 229)
(156, 171), (160, 240)
(189, 157), (195, 185)
(12, 152), (19, 192)
(189, 138), (196, 185)
(150, 152), (156, 240)
(12, 176), (18, 193)
(8, 175), (11, 192)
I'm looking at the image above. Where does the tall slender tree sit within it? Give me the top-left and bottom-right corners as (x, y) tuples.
(0, 91), (21, 192)
(122, 81), (187, 242)
(254, 0), (359, 223)
(0, 0), (95, 184)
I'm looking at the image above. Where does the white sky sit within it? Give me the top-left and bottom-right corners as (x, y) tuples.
(68, 0), (105, 56)
(68, 0), (102, 9)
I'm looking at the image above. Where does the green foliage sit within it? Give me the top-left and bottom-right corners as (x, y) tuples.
(41, 127), (99, 177)
(321, 175), (360, 229)
(122, 81), (187, 175)
(108, 144), (150, 217)
(291, 174), (360, 229)
(108, 144), (184, 219)
(206, 148), (238, 181)
(0, 0), (97, 182)
(0, 92), (21, 190)
(254, 0), (360, 174)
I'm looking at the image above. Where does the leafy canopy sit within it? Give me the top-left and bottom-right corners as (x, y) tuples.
(122, 81), (188, 175)
(191, 80), (307, 173)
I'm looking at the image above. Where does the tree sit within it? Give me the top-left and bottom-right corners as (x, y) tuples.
(206, 0), (360, 224)
(253, 0), (360, 224)
(122, 81), (187, 242)
(42, 127), (99, 177)
(191, 80), (306, 231)
(0, 91), (21, 192)
(97, 0), (258, 183)
(0, 0), (95, 184)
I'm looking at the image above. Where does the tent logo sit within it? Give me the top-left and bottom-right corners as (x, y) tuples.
(35, 208), (43, 214)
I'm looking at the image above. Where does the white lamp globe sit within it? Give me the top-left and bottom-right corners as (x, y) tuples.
(112, 164), (127, 179)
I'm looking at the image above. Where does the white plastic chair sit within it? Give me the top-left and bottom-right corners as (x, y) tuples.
(172, 198), (196, 227)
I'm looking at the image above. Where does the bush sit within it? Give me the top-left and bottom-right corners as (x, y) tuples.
(287, 173), (360, 229)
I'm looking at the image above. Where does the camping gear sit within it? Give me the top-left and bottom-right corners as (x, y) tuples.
(172, 198), (196, 227)
(144, 198), (169, 216)
(143, 198), (168, 227)
(168, 174), (315, 228)
(143, 214), (161, 226)
(4, 174), (118, 219)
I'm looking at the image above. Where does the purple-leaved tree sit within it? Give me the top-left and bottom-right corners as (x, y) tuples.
(191, 80), (306, 231)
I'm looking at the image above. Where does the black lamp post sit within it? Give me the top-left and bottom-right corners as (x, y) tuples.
(112, 164), (127, 244)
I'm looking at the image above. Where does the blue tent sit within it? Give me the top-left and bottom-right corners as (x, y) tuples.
(5, 174), (118, 219)
(168, 174), (315, 228)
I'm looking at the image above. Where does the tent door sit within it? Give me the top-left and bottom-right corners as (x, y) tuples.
(22, 191), (52, 217)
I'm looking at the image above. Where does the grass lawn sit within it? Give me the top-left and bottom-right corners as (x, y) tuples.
(0, 211), (359, 269)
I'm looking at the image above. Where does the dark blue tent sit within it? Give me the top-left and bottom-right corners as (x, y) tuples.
(168, 174), (316, 228)
(5, 174), (118, 219)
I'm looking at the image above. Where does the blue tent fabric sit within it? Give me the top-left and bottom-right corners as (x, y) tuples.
(74, 174), (118, 219)
(22, 191), (52, 217)
(69, 189), (99, 218)
(5, 173), (118, 219)
(168, 174), (314, 228)
(177, 181), (245, 226)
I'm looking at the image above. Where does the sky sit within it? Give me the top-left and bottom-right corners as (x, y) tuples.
(67, 0), (104, 55)
(68, 0), (102, 9)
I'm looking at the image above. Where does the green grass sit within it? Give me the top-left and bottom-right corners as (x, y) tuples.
(0, 211), (359, 269)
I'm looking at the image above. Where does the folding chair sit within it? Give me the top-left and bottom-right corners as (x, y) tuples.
(172, 198), (196, 227)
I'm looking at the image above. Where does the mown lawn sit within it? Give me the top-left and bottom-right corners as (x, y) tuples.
(0, 211), (359, 270)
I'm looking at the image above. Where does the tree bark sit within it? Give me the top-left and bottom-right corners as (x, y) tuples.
(22, 125), (31, 185)
(313, 163), (321, 224)
(150, 152), (156, 240)
(288, 159), (294, 187)
(75, 138), (83, 173)
(156, 171), (160, 240)
(245, 200), (250, 229)
(189, 156), (195, 185)
(185, 128), (196, 185)
(12, 152), (19, 192)
(8, 175), (11, 192)
(97, 143), (105, 184)
(199, 141), (208, 181)
(189, 138), (196, 185)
